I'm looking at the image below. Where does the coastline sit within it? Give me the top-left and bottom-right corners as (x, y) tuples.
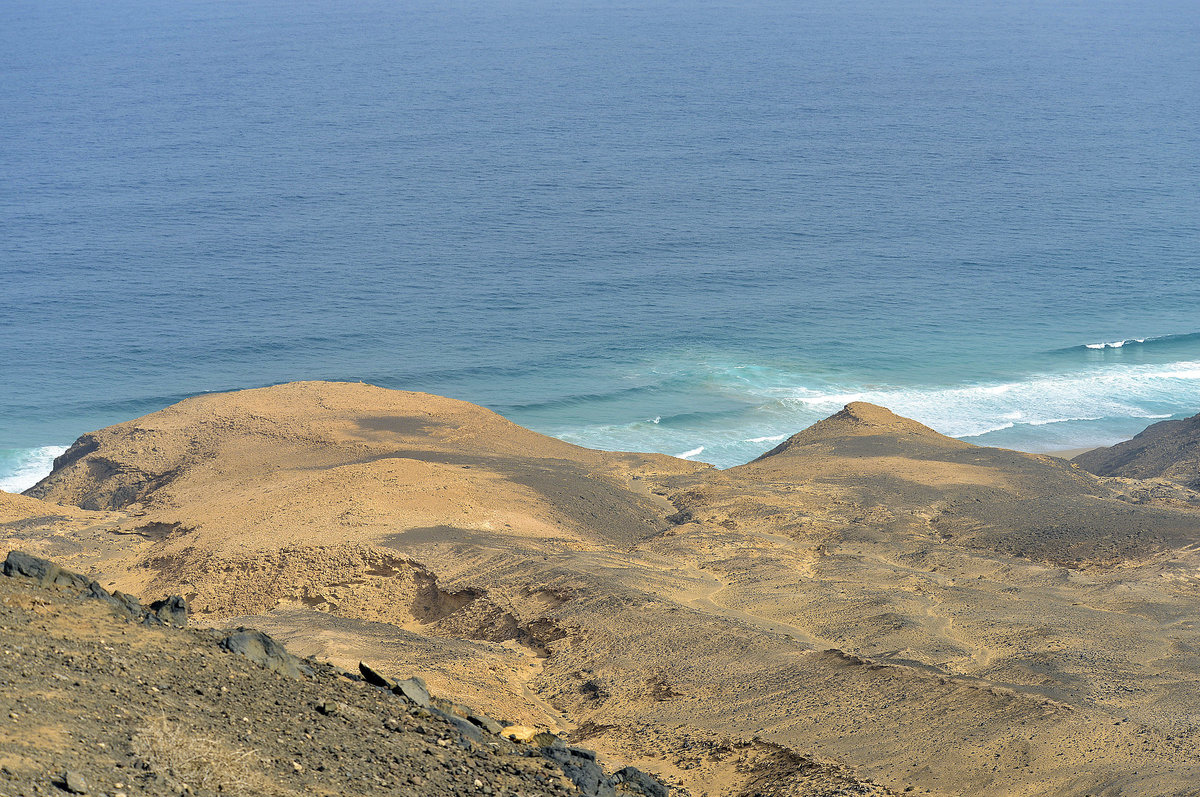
(1042, 446), (1098, 460)
(7, 381), (1200, 796)
(0, 437), (1114, 494)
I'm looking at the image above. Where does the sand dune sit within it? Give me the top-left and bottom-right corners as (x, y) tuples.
(9, 382), (1200, 796)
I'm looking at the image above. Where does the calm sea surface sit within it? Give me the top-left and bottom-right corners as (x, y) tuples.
(3, 0), (1199, 489)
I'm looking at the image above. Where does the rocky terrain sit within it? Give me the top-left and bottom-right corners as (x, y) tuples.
(0, 550), (667, 797)
(1074, 410), (1200, 489)
(6, 381), (1200, 796)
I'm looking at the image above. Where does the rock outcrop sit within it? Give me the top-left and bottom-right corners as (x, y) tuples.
(0, 551), (668, 797)
(1073, 411), (1200, 489)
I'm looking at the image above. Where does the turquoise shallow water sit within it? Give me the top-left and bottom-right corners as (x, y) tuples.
(2, 0), (1199, 486)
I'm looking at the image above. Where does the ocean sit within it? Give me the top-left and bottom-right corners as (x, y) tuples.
(3, 0), (1199, 491)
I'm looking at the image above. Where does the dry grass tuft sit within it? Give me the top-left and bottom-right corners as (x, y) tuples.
(131, 715), (266, 795)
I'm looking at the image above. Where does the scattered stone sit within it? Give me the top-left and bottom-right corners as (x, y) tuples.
(502, 725), (539, 743)
(316, 700), (342, 716)
(393, 676), (432, 708)
(1, 551), (671, 797)
(359, 661), (395, 689)
(468, 713), (504, 735)
(219, 628), (312, 679)
(59, 770), (88, 794)
(149, 595), (187, 627)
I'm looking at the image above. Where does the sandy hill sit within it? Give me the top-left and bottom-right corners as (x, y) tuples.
(9, 382), (1200, 796)
(1073, 411), (1200, 489)
(711, 400), (1198, 566)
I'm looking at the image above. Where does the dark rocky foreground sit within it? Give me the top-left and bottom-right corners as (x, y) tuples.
(0, 551), (666, 797)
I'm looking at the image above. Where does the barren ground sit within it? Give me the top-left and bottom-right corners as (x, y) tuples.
(7, 382), (1200, 796)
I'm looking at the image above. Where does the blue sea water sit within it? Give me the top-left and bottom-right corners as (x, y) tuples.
(2, 0), (1199, 489)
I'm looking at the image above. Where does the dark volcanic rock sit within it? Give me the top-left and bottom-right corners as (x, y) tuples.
(358, 660), (396, 689)
(543, 744), (609, 797)
(4, 550), (188, 628)
(394, 675), (433, 708)
(3, 549), (90, 590)
(432, 707), (485, 743)
(613, 766), (670, 797)
(150, 595), (188, 627)
(219, 628), (313, 679)
(469, 712), (505, 735)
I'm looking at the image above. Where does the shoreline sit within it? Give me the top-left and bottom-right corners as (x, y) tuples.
(1040, 446), (1098, 460)
(0, 439), (1114, 495)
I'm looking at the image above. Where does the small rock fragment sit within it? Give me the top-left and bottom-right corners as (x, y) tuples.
(359, 661), (395, 689)
(393, 676), (432, 708)
(468, 713), (504, 735)
(502, 725), (539, 743)
(61, 770), (89, 794)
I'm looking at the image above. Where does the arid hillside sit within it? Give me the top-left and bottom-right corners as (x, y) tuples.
(8, 381), (1200, 796)
(0, 550), (667, 797)
(1074, 411), (1200, 489)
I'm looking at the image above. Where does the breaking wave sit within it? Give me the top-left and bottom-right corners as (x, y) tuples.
(548, 355), (1200, 468)
(1057, 332), (1200, 353)
(0, 446), (67, 494)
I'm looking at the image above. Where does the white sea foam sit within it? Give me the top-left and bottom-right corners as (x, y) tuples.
(1026, 416), (1103, 426)
(0, 446), (67, 493)
(745, 434), (788, 443)
(769, 361), (1200, 439)
(959, 422), (1015, 437)
(793, 392), (866, 406)
(552, 356), (1200, 469)
(1085, 337), (1148, 349)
